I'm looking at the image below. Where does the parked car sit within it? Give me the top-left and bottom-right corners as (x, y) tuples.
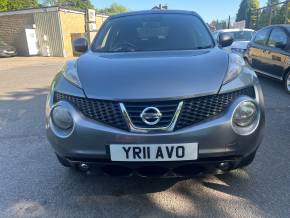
(245, 25), (290, 94)
(46, 10), (265, 177)
(213, 29), (255, 55)
(0, 40), (17, 57)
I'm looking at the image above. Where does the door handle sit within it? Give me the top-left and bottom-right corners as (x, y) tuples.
(263, 50), (270, 54)
(272, 55), (281, 61)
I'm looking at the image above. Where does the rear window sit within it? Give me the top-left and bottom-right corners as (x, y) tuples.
(92, 14), (214, 52)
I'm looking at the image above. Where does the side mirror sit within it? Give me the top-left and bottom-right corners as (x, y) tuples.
(218, 33), (234, 48)
(275, 41), (287, 50)
(73, 38), (88, 53)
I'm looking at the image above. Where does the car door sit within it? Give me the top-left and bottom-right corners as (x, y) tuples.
(248, 27), (271, 71)
(263, 27), (290, 79)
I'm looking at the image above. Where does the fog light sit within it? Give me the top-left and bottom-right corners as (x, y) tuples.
(219, 162), (231, 171)
(233, 101), (257, 127)
(51, 106), (73, 130)
(79, 163), (89, 172)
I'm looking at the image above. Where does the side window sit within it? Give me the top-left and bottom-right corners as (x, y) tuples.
(212, 32), (219, 42)
(268, 28), (288, 48)
(254, 28), (270, 45)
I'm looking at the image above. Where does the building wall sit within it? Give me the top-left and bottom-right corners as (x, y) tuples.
(0, 8), (108, 57)
(0, 13), (34, 55)
(96, 15), (107, 30)
(34, 11), (64, 57)
(86, 15), (108, 44)
(59, 11), (86, 57)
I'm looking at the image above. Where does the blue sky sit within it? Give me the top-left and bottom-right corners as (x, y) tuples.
(92, 0), (268, 22)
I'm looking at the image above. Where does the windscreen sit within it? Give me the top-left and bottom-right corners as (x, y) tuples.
(92, 14), (214, 52)
(227, 31), (254, 41)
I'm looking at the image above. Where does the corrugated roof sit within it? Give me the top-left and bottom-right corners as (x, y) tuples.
(0, 6), (88, 17)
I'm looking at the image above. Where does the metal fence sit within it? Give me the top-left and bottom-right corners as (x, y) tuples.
(252, 0), (289, 30)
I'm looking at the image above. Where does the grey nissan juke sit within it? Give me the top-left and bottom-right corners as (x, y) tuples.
(46, 10), (265, 177)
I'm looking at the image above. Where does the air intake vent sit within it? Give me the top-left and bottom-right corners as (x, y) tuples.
(175, 87), (255, 130)
(54, 93), (128, 130)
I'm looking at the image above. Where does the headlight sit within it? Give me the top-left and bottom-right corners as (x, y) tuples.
(223, 53), (245, 84)
(51, 106), (73, 130)
(233, 101), (257, 127)
(62, 60), (82, 88)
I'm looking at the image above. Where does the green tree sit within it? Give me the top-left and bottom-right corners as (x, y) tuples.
(236, 0), (247, 22)
(0, 0), (8, 12)
(96, 3), (128, 15)
(267, 0), (285, 25)
(44, 0), (94, 10)
(44, 0), (58, 6)
(268, 0), (280, 6)
(0, 0), (40, 12)
(258, 0), (286, 27)
(212, 19), (228, 30)
(236, 0), (259, 28)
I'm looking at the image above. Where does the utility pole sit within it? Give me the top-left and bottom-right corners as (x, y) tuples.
(285, 0), (289, 24)
(256, 9), (259, 30)
(269, 6), (272, 25)
(228, 16), (231, 29)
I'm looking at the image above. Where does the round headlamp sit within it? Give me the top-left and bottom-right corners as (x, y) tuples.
(233, 101), (257, 127)
(51, 106), (73, 130)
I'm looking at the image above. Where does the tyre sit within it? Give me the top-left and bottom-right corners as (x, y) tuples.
(56, 154), (72, 167)
(284, 71), (290, 94)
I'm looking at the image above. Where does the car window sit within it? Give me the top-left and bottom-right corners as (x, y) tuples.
(268, 28), (288, 48)
(226, 31), (254, 41)
(92, 14), (214, 52)
(254, 28), (271, 45)
(212, 32), (219, 41)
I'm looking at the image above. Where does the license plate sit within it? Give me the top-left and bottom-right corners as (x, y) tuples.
(110, 143), (198, 162)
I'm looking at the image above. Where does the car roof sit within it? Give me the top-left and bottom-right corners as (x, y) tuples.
(257, 24), (290, 32)
(268, 24), (290, 28)
(214, 28), (254, 33)
(109, 10), (199, 20)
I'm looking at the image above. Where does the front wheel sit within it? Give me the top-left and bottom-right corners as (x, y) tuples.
(284, 71), (290, 94)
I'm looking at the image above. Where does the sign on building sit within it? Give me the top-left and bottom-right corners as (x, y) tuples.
(87, 9), (96, 22)
(233, 20), (246, 29)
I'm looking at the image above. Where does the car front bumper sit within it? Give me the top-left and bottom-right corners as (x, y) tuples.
(47, 98), (264, 158)
(0, 51), (16, 57)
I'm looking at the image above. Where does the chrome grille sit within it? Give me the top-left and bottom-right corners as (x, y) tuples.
(123, 101), (179, 128)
